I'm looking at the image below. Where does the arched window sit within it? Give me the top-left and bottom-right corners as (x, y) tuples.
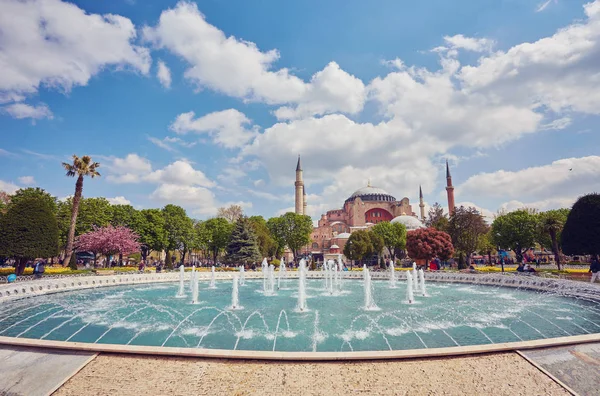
(312, 242), (319, 249)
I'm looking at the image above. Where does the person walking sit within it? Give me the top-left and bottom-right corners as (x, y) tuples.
(590, 256), (600, 283)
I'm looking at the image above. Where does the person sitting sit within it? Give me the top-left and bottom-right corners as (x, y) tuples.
(516, 263), (525, 272)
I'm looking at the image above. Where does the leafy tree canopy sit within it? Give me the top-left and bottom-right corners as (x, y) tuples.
(425, 202), (448, 231)
(447, 206), (488, 265)
(371, 221), (407, 260)
(562, 193), (600, 256)
(138, 209), (168, 260)
(267, 212), (313, 260)
(343, 230), (373, 264)
(406, 227), (454, 262)
(492, 209), (538, 262)
(248, 215), (278, 258)
(0, 192), (59, 274)
(217, 204), (244, 223)
(204, 217), (234, 264)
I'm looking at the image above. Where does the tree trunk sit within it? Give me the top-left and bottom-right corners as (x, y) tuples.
(550, 229), (561, 271)
(63, 175), (84, 267)
(466, 252), (471, 267)
(487, 251), (492, 266)
(16, 258), (27, 276)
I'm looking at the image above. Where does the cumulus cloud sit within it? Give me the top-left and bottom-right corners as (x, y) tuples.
(17, 176), (35, 185)
(104, 154), (153, 184)
(459, 1), (600, 115)
(170, 109), (257, 148)
(0, 180), (19, 194)
(156, 59), (172, 88)
(0, 0), (150, 104)
(146, 160), (215, 187)
(432, 34), (495, 55)
(107, 196), (131, 205)
(143, 1), (365, 117)
(2, 103), (53, 120)
(456, 155), (600, 206)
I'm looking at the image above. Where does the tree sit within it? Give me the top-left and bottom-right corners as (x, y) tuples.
(76, 225), (140, 266)
(537, 209), (569, 270)
(204, 217), (234, 265)
(562, 193), (600, 257)
(0, 191), (10, 214)
(425, 202), (448, 231)
(406, 228), (454, 266)
(57, 197), (111, 251)
(267, 212), (313, 261)
(447, 206), (488, 266)
(478, 230), (496, 266)
(217, 204), (244, 223)
(109, 205), (143, 264)
(343, 230), (373, 265)
(0, 191), (59, 275)
(368, 231), (385, 265)
(248, 215), (278, 258)
(10, 188), (57, 213)
(162, 205), (194, 268)
(371, 221), (407, 260)
(226, 217), (262, 264)
(492, 209), (538, 263)
(61, 155), (101, 266)
(138, 209), (168, 261)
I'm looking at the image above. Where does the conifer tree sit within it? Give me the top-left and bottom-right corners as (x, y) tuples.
(226, 217), (262, 264)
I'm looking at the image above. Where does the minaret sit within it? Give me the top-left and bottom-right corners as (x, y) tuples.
(302, 185), (307, 216)
(295, 155), (304, 215)
(419, 185), (425, 221)
(446, 160), (455, 216)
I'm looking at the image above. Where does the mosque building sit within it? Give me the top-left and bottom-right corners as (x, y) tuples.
(293, 156), (456, 262)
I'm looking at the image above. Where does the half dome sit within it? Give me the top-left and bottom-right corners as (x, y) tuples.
(391, 215), (425, 230)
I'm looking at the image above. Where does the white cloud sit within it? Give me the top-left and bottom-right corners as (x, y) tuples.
(0, 0), (150, 103)
(143, 1), (365, 117)
(0, 148), (16, 157)
(170, 109), (257, 148)
(459, 1), (600, 115)
(536, 0), (557, 12)
(146, 160), (215, 187)
(437, 34), (495, 54)
(2, 103), (53, 120)
(17, 176), (35, 185)
(104, 154), (153, 184)
(149, 184), (218, 215)
(156, 59), (172, 89)
(0, 180), (19, 194)
(107, 196), (131, 205)
(217, 167), (247, 182)
(148, 136), (177, 152)
(539, 116), (572, 130)
(456, 156), (600, 203)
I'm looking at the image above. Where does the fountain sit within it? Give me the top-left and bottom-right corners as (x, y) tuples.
(176, 265), (185, 297)
(269, 265), (276, 294)
(189, 265), (196, 293)
(297, 259), (308, 311)
(323, 260), (329, 291)
(363, 265), (379, 310)
(412, 262), (420, 293)
(230, 275), (241, 310)
(191, 270), (199, 304)
(337, 258), (344, 291)
(419, 269), (427, 297)
(389, 259), (396, 289)
(333, 260), (339, 293)
(261, 258), (268, 293)
(277, 257), (286, 290)
(209, 266), (217, 289)
(239, 265), (245, 286)
(406, 271), (415, 304)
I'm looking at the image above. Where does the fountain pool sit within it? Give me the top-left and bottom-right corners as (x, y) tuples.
(1, 274), (599, 353)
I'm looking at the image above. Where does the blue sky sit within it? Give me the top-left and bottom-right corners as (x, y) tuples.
(1, 0), (599, 221)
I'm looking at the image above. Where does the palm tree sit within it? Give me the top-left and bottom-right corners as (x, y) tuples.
(62, 155), (100, 266)
(540, 211), (565, 270)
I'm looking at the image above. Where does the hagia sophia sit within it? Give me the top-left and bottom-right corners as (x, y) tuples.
(294, 156), (456, 262)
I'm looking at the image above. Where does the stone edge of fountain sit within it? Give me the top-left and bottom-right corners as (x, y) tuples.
(0, 333), (598, 361)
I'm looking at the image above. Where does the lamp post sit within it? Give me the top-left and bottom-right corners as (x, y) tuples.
(348, 240), (353, 270)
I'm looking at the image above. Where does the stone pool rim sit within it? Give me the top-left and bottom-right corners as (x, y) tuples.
(1, 272), (599, 360)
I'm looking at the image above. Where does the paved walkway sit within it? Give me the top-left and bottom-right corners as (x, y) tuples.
(55, 352), (566, 396)
(0, 345), (95, 396)
(520, 342), (600, 396)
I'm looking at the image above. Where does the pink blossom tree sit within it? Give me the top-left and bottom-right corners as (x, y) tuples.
(76, 225), (141, 266)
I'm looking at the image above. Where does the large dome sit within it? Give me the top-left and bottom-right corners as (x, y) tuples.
(346, 185), (396, 203)
(391, 215), (425, 230)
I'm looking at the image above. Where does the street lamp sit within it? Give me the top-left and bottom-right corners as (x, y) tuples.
(348, 240), (353, 270)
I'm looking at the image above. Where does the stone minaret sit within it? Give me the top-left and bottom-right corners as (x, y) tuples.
(446, 160), (455, 216)
(419, 185), (425, 221)
(295, 155), (304, 215)
(303, 185), (307, 216)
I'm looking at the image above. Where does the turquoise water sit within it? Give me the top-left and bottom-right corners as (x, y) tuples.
(0, 279), (598, 352)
